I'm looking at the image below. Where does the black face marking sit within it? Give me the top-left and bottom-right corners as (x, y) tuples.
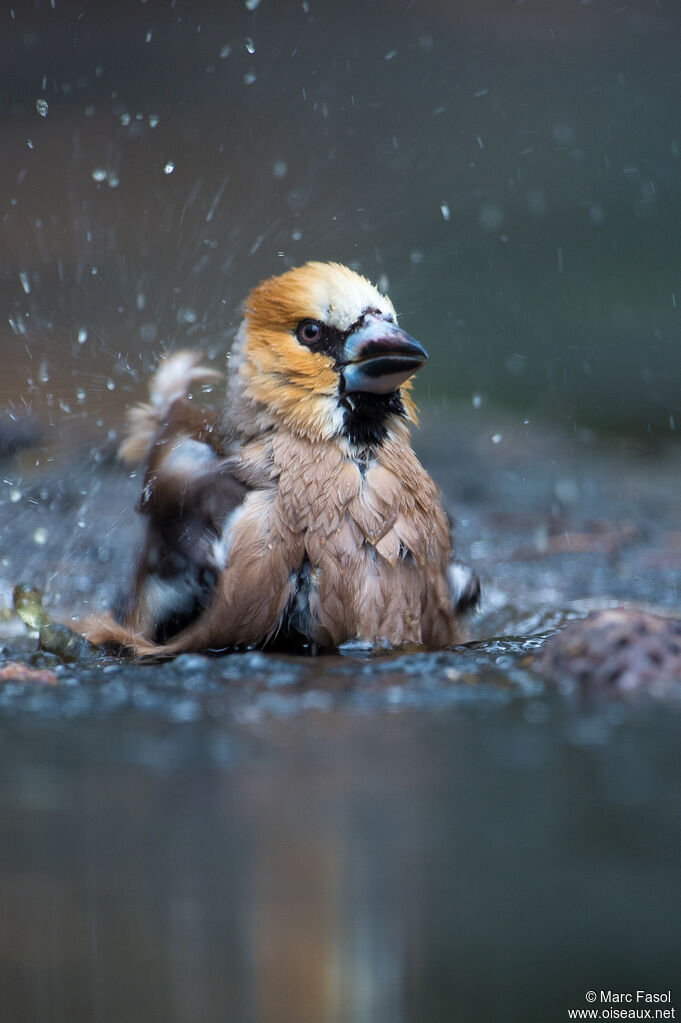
(295, 319), (346, 359)
(295, 310), (407, 451)
(294, 308), (395, 362)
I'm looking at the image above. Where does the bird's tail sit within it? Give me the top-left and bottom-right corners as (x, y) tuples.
(79, 609), (230, 660)
(118, 351), (223, 464)
(79, 613), (175, 659)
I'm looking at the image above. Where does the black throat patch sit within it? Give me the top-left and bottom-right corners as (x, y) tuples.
(339, 389), (406, 450)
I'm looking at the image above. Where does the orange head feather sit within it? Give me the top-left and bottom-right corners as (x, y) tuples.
(228, 262), (419, 442)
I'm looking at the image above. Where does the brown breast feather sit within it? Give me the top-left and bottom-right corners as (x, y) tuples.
(87, 423), (459, 655)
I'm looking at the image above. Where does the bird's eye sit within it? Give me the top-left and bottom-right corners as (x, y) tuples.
(296, 320), (323, 347)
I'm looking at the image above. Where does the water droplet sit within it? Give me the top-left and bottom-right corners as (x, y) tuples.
(107, 171), (120, 188)
(33, 526), (48, 546)
(77, 327), (88, 344)
(291, 229), (302, 241)
(243, 71), (257, 85)
(492, 433), (502, 444)
(19, 271), (31, 294)
(472, 393), (482, 409)
(245, 0), (261, 8)
(35, 98), (48, 117)
(39, 361), (49, 383)
(478, 202), (504, 232)
(145, 30), (153, 42)
(272, 160), (288, 179)
(245, 37), (255, 53)
(76, 388), (87, 402)
(8, 487), (22, 503)
(120, 112), (131, 126)
(177, 306), (198, 325)
(91, 167), (107, 182)
(219, 44), (231, 59)
(163, 161), (175, 175)
(106, 379), (115, 391)
(409, 250), (424, 264)
(148, 114), (159, 128)
(440, 202), (451, 222)
(384, 49), (398, 60)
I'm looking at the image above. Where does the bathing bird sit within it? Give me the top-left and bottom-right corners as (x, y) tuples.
(84, 261), (479, 655)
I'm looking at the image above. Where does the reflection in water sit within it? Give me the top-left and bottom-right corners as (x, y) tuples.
(1, 698), (680, 1022)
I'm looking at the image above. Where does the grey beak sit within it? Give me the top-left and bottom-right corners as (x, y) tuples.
(341, 315), (429, 395)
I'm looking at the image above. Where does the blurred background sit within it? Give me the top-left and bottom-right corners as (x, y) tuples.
(2, 0), (681, 441)
(2, 2), (681, 1022)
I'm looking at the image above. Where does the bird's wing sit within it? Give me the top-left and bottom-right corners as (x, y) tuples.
(126, 421), (250, 644)
(83, 395), (305, 656)
(81, 353), (256, 651)
(84, 436), (252, 652)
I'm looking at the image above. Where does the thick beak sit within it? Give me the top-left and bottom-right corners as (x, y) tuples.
(341, 315), (429, 395)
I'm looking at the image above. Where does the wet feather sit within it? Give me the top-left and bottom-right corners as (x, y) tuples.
(80, 262), (478, 656)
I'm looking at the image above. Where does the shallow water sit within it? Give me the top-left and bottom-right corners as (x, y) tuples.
(1, 413), (680, 1021)
(2, 689), (680, 1023)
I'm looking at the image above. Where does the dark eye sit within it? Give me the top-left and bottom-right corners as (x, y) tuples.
(296, 320), (323, 347)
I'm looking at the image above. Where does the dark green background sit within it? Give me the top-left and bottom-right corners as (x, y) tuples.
(2, 0), (680, 434)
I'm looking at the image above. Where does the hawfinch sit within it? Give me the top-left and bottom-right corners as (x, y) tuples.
(84, 262), (479, 656)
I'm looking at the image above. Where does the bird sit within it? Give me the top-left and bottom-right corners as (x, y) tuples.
(83, 261), (479, 656)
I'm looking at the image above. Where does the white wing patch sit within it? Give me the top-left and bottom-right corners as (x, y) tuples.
(163, 437), (217, 476)
(212, 502), (248, 569)
(143, 574), (198, 624)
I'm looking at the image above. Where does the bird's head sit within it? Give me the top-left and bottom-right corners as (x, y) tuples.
(228, 261), (428, 447)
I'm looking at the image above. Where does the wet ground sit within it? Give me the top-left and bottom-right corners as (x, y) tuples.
(1, 408), (680, 1022)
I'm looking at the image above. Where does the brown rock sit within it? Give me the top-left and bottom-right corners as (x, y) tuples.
(536, 609), (681, 693)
